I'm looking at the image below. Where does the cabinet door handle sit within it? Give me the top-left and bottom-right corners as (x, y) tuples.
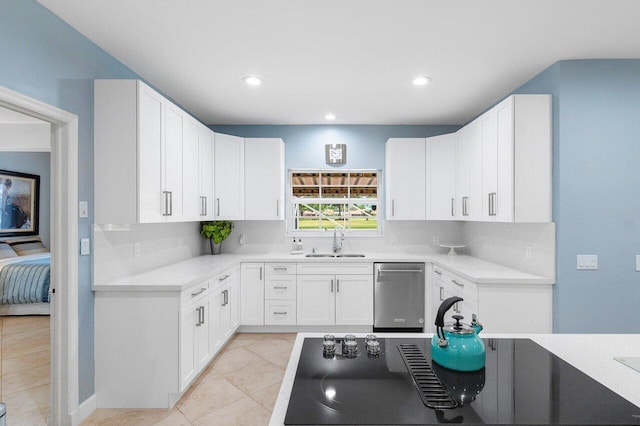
(196, 306), (203, 326)
(216, 198), (220, 216)
(330, 279), (334, 293)
(204, 196), (207, 216)
(276, 199), (279, 218)
(162, 191), (170, 216)
(391, 199), (395, 217)
(191, 287), (207, 297)
(168, 191), (173, 216)
(200, 196), (206, 216)
(259, 266), (263, 280)
(273, 286), (288, 290)
(451, 198), (455, 216)
(451, 279), (464, 287)
(224, 289), (229, 306)
(273, 311), (288, 315)
(434, 269), (442, 275)
(454, 302), (460, 313)
(218, 274), (230, 282)
(463, 196), (468, 216)
(439, 286), (444, 301)
(336, 279), (340, 293)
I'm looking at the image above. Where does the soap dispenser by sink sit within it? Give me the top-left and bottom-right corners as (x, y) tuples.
(431, 296), (485, 372)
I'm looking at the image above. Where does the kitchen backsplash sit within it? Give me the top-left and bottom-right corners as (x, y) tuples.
(93, 220), (554, 285)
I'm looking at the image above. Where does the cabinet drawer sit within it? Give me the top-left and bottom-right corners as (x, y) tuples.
(212, 268), (234, 289)
(297, 262), (372, 275)
(265, 276), (296, 300)
(181, 281), (210, 303)
(264, 300), (297, 325)
(265, 263), (296, 275)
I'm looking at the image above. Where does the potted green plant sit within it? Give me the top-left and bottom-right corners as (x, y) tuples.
(200, 220), (234, 255)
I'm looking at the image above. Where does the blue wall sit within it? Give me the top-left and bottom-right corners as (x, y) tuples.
(514, 60), (640, 333)
(0, 152), (51, 247)
(0, 0), (140, 401)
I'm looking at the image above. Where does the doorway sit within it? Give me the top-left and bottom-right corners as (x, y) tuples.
(0, 85), (79, 425)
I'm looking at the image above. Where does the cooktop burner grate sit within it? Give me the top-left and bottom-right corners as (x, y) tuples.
(397, 343), (458, 410)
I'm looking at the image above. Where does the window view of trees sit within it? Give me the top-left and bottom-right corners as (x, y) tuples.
(290, 171), (378, 232)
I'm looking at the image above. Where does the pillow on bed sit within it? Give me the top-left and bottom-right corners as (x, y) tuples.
(7, 237), (49, 256)
(0, 243), (19, 259)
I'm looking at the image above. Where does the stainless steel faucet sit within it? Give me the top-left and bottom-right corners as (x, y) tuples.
(333, 227), (345, 253)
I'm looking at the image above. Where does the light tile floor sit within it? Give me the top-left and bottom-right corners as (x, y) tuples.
(81, 333), (296, 426)
(0, 315), (51, 426)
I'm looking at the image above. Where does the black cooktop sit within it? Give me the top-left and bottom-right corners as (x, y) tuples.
(284, 337), (640, 425)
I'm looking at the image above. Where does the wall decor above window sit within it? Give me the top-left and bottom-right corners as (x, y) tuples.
(325, 143), (347, 165)
(0, 169), (40, 237)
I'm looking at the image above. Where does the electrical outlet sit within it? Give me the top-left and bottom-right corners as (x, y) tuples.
(239, 234), (246, 245)
(433, 236), (440, 246)
(577, 254), (598, 270)
(80, 238), (90, 255)
(79, 201), (89, 218)
(525, 246), (532, 259)
(134, 243), (141, 257)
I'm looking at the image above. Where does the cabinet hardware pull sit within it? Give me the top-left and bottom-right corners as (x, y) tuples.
(168, 191), (173, 216)
(162, 191), (170, 216)
(451, 279), (464, 287)
(451, 198), (455, 216)
(439, 286), (444, 301)
(224, 289), (229, 306)
(218, 274), (230, 282)
(330, 279), (334, 293)
(273, 311), (288, 315)
(391, 199), (395, 217)
(191, 287), (207, 297)
(454, 302), (460, 313)
(216, 198), (220, 216)
(204, 196), (207, 216)
(273, 286), (288, 290)
(337, 279), (340, 292)
(434, 270), (442, 275)
(196, 306), (204, 326)
(259, 267), (263, 280)
(200, 196), (206, 216)
(276, 199), (279, 217)
(463, 196), (468, 216)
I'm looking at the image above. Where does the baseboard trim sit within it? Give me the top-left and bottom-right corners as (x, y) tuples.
(71, 394), (96, 426)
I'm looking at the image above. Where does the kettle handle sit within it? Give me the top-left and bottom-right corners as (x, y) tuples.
(435, 296), (463, 328)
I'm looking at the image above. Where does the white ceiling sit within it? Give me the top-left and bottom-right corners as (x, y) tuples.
(36, 0), (640, 125)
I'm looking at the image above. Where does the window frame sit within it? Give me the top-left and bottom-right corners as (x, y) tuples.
(287, 169), (382, 237)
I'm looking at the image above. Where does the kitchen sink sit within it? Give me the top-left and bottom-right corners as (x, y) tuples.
(304, 253), (366, 258)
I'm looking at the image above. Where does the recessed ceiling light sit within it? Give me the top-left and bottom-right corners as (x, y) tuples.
(413, 76), (432, 86)
(243, 76), (262, 86)
(325, 113), (336, 121)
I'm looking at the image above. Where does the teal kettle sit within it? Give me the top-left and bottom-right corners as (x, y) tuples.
(431, 296), (485, 372)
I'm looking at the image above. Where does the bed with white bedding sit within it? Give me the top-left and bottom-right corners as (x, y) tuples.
(0, 239), (50, 315)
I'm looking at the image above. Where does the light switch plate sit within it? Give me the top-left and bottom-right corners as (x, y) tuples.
(577, 254), (598, 270)
(79, 201), (88, 218)
(80, 238), (90, 255)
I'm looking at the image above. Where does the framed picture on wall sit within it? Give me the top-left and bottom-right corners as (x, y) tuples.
(0, 169), (40, 237)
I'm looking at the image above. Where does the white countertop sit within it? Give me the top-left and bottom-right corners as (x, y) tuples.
(270, 333), (640, 426)
(93, 252), (554, 292)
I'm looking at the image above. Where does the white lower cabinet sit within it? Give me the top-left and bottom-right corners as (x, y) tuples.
(240, 263), (264, 325)
(264, 263), (297, 325)
(95, 267), (239, 409)
(431, 265), (552, 333)
(296, 263), (373, 326)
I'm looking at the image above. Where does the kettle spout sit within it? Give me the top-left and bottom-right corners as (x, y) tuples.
(471, 313), (483, 334)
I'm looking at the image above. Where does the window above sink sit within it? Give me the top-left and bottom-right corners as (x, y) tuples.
(289, 169), (380, 236)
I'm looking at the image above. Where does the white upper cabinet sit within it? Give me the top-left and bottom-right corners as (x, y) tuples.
(455, 119), (483, 221)
(181, 116), (200, 221)
(244, 138), (285, 220)
(427, 133), (457, 220)
(481, 95), (552, 222)
(385, 138), (426, 220)
(198, 125), (215, 220)
(214, 133), (245, 220)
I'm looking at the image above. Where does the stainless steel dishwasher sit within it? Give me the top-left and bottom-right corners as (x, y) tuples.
(373, 262), (425, 332)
